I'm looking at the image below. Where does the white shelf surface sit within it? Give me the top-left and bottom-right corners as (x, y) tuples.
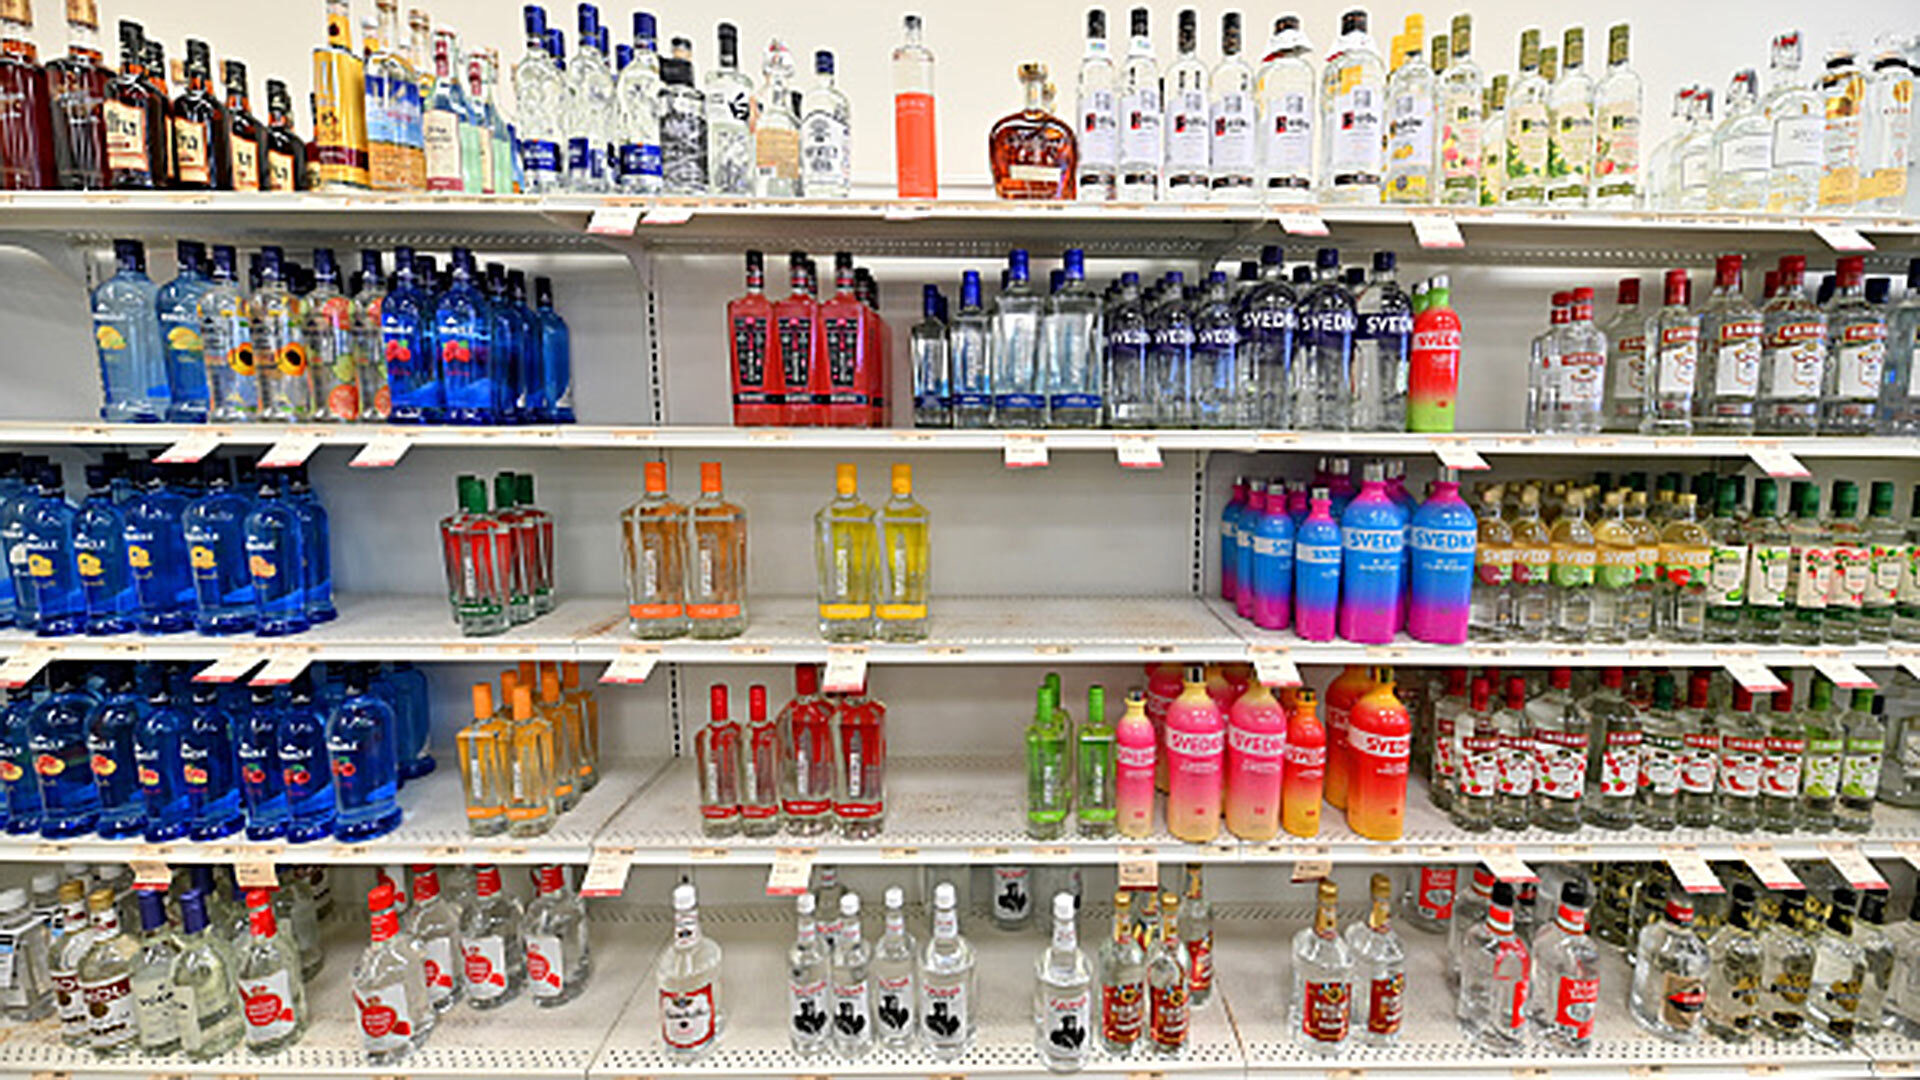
(0, 906), (663, 1080)
(6, 420), (1919, 459)
(0, 757), (669, 866)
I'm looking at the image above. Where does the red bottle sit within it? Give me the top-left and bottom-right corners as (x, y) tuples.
(741, 684), (779, 831)
(0, 0), (57, 189)
(727, 250), (780, 426)
(1345, 669), (1411, 842)
(45, 0), (107, 190)
(855, 267), (889, 425)
(1281, 689), (1324, 838)
(777, 665), (835, 831)
(820, 252), (878, 428)
(771, 253), (824, 427)
(102, 19), (167, 188)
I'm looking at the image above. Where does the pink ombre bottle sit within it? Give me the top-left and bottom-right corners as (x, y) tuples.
(1115, 690), (1157, 838)
(1225, 679), (1287, 841)
(1165, 665), (1226, 844)
(1145, 663), (1183, 792)
(1234, 483), (1265, 620)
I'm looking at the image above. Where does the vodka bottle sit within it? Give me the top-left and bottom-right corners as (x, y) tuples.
(1296, 248), (1355, 430)
(1863, 480), (1904, 639)
(1509, 488), (1552, 639)
(1180, 866), (1212, 1005)
(1703, 883), (1764, 1042)
(1827, 481), (1869, 644)
(800, 50), (850, 198)
(1148, 271), (1194, 425)
(658, 884), (723, 1057)
(658, 41), (707, 193)
(1190, 270), (1241, 427)
(1354, 252), (1411, 431)
(1758, 256), (1826, 433)
(1453, 676), (1497, 830)
(1529, 880), (1599, 1052)
(911, 285), (950, 427)
(1581, 667), (1642, 828)
(1591, 491), (1637, 640)
(1292, 880), (1355, 1053)
(871, 887), (917, 1049)
(751, 39), (799, 197)
(403, 865), (461, 1012)
(1209, 12), (1256, 199)
(563, 6), (612, 192)
(1631, 892), (1710, 1041)
(1345, 873), (1405, 1045)
(458, 864), (524, 1009)
(1480, 75), (1508, 204)
(1878, 259), (1920, 432)
(1638, 673), (1682, 828)
(1446, 867), (1495, 988)
(1704, 478), (1749, 642)
(1601, 278), (1646, 430)
(1710, 70), (1770, 210)
(1712, 685), (1765, 830)
(1885, 889), (1920, 1036)
(1556, 287), (1607, 432)
(1646, 88), (1688, 207)
(1744, 480), (1791, 642)
(1035, 892), (1092, 1071)
(1658, 493), (1711, 640)
(1675, 670), (1720, 828)
(1503, 29), (1549, 205)
(1116, 7), (1162, 201)
(353, 883), (432, 1063)
(524, 865), (589, 1006)
(1764, 33), (1824, 212)
(1074, 9), (1118, 201)
(1760, 684), (1805, 833)
(1676, 89), (1717, 209)
(950, 271), (992, 428)
(1236, 246), (1293, 427)
(1435, 15), (1483, 205)
(1819, 41), (1866, 212)
(1545, 26), (1594, 205)
(1641, 269), (1698, 435)
(1382, 18), (1434, 205)
(1527, 668), (1584, 829)
(511, 10), (563, 191)
(126, 890), (182, 1055)
(1824, 255), (1887, 433)
(1470, 490), (1513, 639)
(1592, 24), (1642, 207)
(1491, 676), (1533, 830)
(919, 883), (974, 1059)
(1458, 881), (1528, 1052)
(1043, 248), (1102, 428)
(1319, 10), (1385, 203)
(1162, 9), (1208, 200)
(702, 24), (751, 196)
(613, 13), (661, 192)
(1810, 889), (1868, 1047)
(1837, 687), (1884, 832)
(830, 893), (873, 1058)
(1098, 891), (1145, 1056)
(1802, 676), (1843, 830)
(1256, 14), (1313, 198)
(234, 888), (307, 1053)
(1861, 38), (1914, 213)
(1760, 893), (1816, 1039)
(1145, 893), (1190, 1056)
(1856, 890), (1896, 1029)
(1528, 294), (1566, 430)
(786, 893), (829, 1055)
(1548, 491), (1596, 641)
(991, 251), (1046, 427)
(1696, 255), (1762, 433)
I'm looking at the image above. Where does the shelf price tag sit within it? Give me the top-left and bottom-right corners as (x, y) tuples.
(233, 861), (278, 889)
(586, 205), (642, 235)
(641, 204), (695, 226)
(156, 432), (221, 463)
(249, 651), (314, 686)
(1475, 844), (1538, 884)
(1823, 843), (1889, 890)
(1722, 657), (1788, 694)
(1735, 843), (1803, 891)
(1292, 855), (1333, 882)
(130, 860), (171, 891)
(349, 433), (412, 469)
(257, 431), (324, 469)
(0, 646), (57, 688)
(1115, 435), (1162, 470)
(1742, 442), (1810, 479)
(600, 649), (659, 685)
(192, 650), (267, 683)
(580, 846), (636, 897)
(766, 847), (817, 897)
(1428, 439), (1490, 471)
(1662, 847), (1724, 893)
(1250, 650), (1302, 688)
(822, 647), (868, 694)
(1275, 209), (1329, 236)
(1411, 213), (1465, 249)
(1806, 654), (1876, 690)
(1812, 221), (1874, 252)
(1004, 434), (1048, 469)
(1118, 848), (1158, 888)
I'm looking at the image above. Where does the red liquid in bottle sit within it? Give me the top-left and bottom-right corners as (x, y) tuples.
(0, 0), (57, 190)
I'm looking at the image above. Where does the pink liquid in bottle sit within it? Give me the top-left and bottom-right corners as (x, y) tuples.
(1225, 679), (1287, 841)
(1165, 665), (1226, 844)
(1145, 663), (1183, 793)
(1115, 690), (1158, 838)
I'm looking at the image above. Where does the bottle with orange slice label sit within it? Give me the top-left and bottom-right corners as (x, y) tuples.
(242, 475), (309, 638)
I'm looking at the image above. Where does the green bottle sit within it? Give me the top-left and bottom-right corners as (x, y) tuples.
(1025, 683), (1070, 840)
(1837, 688), (1884, 833)
(1076, 685), (1115, 838)
(1800, 677), (1841, 831)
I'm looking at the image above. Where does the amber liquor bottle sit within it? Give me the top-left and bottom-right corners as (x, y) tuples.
(102, 20), (167, 187)
(0, 0), (58, 190)
(223, 59), (262, 190)
(170, 39), (227, 189)
(262, 77), (307, 190)
(988, 62), (1077, 200)
(46, 0), (109, 189)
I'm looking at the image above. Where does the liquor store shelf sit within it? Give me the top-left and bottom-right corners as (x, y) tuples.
(1, 191), (1918, 262)
(7, 421), (1920, 461)
(1, 593), (1915, 672)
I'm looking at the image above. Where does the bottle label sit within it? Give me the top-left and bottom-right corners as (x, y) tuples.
(462, 934), (511, 1001)
(661, 982), (718, 1049)
(104, 100), (148, 172)
(1841, 739), (1884, 798)
(1510, 544), (1551, 585)
(874, 972), (913, 1037)
(620, 141), (664, 180)
(1102, 977), (1144, 1045)
(1330, 76), (1384, 175)
(1496, 732), (1535, 796)
(424, 110), (462, 190)
(1301, 978), (1351, 1043)
(1149, 977), (1189, 1047)
(1261, 89), (1312, 184)
(1550, 104), (1595, 184)
(1804, 743), (1841, 799)
(1765, 321), (1826, 398)
(266, 149), (296, 191)
(993, 866), (1032, 922)
(1661, 972), (1705, 1031)
(1705, 544), (1748, 605)
(1612, 337), (1647, 398)
(1748, 544), (1790, 607)
(1655, 326), (1699, 395)
(1793, 544), (1833, 608)
(831, 971), (873, 1043)
(1533, 728), (1587, 800)
(80, 972), (135, 1048)
(172, 117), (211, 185)
(1459, 734), (1499, 798)
(1210, 90), (1255, 170)
(922, 973), (968, 1044)
(1416, 867), (1457, 921)
(1595, 546), (1638, 590)
(134, 972), (179, 1046)
(240, 968), (298, 1042)
(1595, 101), (1640, 199)
(1659, 545), (1712, 590)
(1079, 87), (1118, 168)
(1506, 101), (1549, 195)
(355, 982), (416, 1054)
(1640, 732), (1681, 795)
(1712, 330), (1762, 397)
(1121, 87), (1163, 165)
(1771, 111), (1824, 167)
(419, 933), (455, 1002)
(1561, 350), (1605, 405)
(1679, 732), (1720, 794)
(1719, 133), (1772, 175)
(1835, 326), (1887, 400)
(1550, 545), (1596, 588)
(1870, 543), (1905, 607)
(1367, 970), (1404, 1035)
(801, 112), (849, 188)
(1387, 92), (1434, 199)
(1042, 986), (1092, 1057)
(1829, 543), (1869, 610)
(1763, 736), (1806, 798)
(1600, 730), (1642, 799)
(1187, 931), (1214, 994)
(1439, 85), (1482, 193)
(1720, 735), (1764, 798)
(1164, 87), (1209, 171)
(526, 931), (565, 999)
(1555, 975), (1600, 1041)
(1475, 544), (1514, 586)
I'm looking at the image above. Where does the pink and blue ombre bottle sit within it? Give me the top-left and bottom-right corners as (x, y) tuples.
(1408, 468), (1478, 644)
(1294, 487), (1341, 641)
(1384, 459), (1417, 628)
(1250, 485), (1296, 630)
(1235, 480), (1266, 621)
(1220, 477), (1248, 602)
(1339, 463), (1407, 644)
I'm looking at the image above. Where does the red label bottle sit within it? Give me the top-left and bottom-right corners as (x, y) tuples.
(727, 249), (780, 425)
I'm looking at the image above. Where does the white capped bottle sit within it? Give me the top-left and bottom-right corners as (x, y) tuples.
(787, 893), (829, 1056)
(1764, 32), (1824, 213)
(1034, 892), (1092, 1071)
(830, 892), (873, 1058)
(919, 882), (975, 1059)
(658, 884), (723, 1057)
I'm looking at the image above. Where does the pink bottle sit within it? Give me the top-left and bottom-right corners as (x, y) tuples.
(1115, 690), (1157, 838)
(1145, 663), (1183, 793)
(1165, 665), (1226, 844)
(1225, 679), (1287, 841)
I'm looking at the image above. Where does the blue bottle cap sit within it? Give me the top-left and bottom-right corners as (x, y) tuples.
(1120, 270), (1140, 286)
(1372, 250), (1395, 272)
(577, 2), (599, 37)
(1260, 243), (1283, 265)
(1316, 247), (1339, 269)
(138, 889), (168, 932)
(546, 27), (565, 61)
(815, 49), (834, 74)
(451, 247), (476, 273)
(1063, 248), (1085, 280)
(1006, 249), (1029, 282)
(634, 11), (656, 42)
(113, 237), (143, 263)
(313, 248), (337, 280)
(1048, 268), (1065, 294)
(180, 890), (211, 934)
(1867, 278), (1890, 304)
(258, 245), (284, 274)
(1208, 270), (1228, 285)
(176, 239), (205, 267)
(1166, 269), (1184, 284)
(921, 283), (940, 316)
(616, 42), (633, 69)
(360, 248), (382, 276)
(523, 4), (547, 36)
(83, 463), (108, 490)
(960, 269), (982, 307)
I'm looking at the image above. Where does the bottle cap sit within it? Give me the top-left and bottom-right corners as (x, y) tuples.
(644, 461), (667, 494)
(1053, 892), (1076, 921)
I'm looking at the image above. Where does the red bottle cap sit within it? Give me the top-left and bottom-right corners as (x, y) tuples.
(1504, 675), (1526, 710)
(1664, 269), (1690, 306)
(1714, 254), (1743, 289)
(749, 684), (768, 722)
(644, 461), (667, 494)
(476, 864), (503, 897)
(411, 867), (441, 902)
(1616, 278), (1640, 306)
(795, 664), (819, 695)
(1837, 255), (1865, 287)
(710, 683), (729, 721)
(1601, 667), (1624, 688)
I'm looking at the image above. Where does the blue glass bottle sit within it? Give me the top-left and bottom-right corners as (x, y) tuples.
(1236, 244), (1295, 428)
(123, 459), (194, 634)
(1148, 270), (1195, 425)
(0, 452), (23, 627)
(327, 664), (402, 841)
(508, 270), (548, 421)
(27, 664), (100, 839)
(0, 685), (42, 833)
(183, 461), (258, 635)
(276, 671), (336, 843)
(72, 465), (137, 636)
(435, 248), (498, 425)
(237, 684), (288, 841)
(21, 463), (84, 638)
(534, 275), (573, 422)
(156, 240), (213, 422)
(385, 662), (434, 780)
(243, 477), (309, 637)
(1297, 247), (1358, 431)
(484, 263), (523, 423)
(91, 238), (171, 422)
(86, 664), (146, 839)
(180, 683), (243, 841)
(283, 466), (336, 624)
(0, 455), (45, 632)
(382, 246), (442, 424)
(133, 674), (191, 841)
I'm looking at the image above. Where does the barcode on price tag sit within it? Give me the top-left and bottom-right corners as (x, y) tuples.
(586, 206), (642, 235)
(1411, 214), (1465, 249)
(1724, 658), (1788, 694)
(599, 651), (658, 685)
(1664, 848), (1724, 893)
(156, 432), (222, 463)
(349, 434), (412, 468)
(1824, 844), (1889, 890)
(257, 432), (324, 469)
(1115, 436), (1162, 469)
(1477, 845), (1538, 883)
(1004, 435), (1048, 468)
(1736, 844), (1803, 891)
(823, 648), (868, 693)
(766, 848), (817, 896)
(579, 847), (635, 898)
(131, 860), (171, 891)
(1744, 443), (1810, 478)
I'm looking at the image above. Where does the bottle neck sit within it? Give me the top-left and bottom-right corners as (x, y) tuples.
(1023, 74), (1047, 112)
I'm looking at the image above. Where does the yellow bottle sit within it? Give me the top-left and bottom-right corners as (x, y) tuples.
(506, 685), (555, 838)
(876, 463), (931, 642)
(539, 664), (579, 812)
(561, 662), (600, 792)
(455, 683), (508, 837)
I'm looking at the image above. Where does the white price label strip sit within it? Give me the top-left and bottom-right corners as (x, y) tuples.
(1664, 848), (1725, 894)
(192, 651), (267, 683)
(1477, 845), (1538, 884)
(1724, 659), (1788, 694)
(249, 652), (313, 686)
(1277, 210), (1329, 236)
(579, 847), (635, 897)
(131, 860), (171, 891)
(1431, 441), (1490, 471)
(349, 434), (412, 469)
(1292, 859), (1332, 882)
(1745, 443), (1810, 479)
(233, 861), (278, 889)
(156, 432), (222, 463)
(1824, 844), (1889, 890)
(1115, 435), (1162, 469)
(823, 648), (868, 694)
(1737, 844), (1803, 891)
(599, 651), (659, 685)
(1809, 656), (1876, 690)
(0, 648), (55, 688)
(641, 204), (694, 226)
(1253, 654), (1303, 688)
(1119, 856), (1159, 889)
(766, 848), (816, 897)
(1004, 435), (1048, 468)
(586, 206), (642, 235)
(1812, 221), (1874, 252)
(1412, 214), (1465, 249)
(257, 432), (324, 469)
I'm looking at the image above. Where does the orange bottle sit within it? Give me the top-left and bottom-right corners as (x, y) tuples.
(1345, 670), (1412, 842)
(1282, 689), (1325, 837)
(1322, 665), (1376, 810)
(891, 14), (938, 198)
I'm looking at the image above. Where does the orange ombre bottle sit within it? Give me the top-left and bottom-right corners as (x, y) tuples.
(1323, 665), (1376, 810)
(1345, 669), (1412, 842)
(1282, 689), (1325, 837)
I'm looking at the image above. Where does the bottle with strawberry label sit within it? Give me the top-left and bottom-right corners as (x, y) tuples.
(1526, 667), (1585, 832)
(1453, 676), (1498, 832)
(353, 881), (431, 1063)
(1714, 687), (1765, 831)
(1403, 866), (1458, 933)
(1491, 676), (1534, 831)
(235, 888), (309, 1054)
(402, 865), (462, 1012)
(457, 864), (525, 1009)
(525, 864), (591, 1006)
(1676, 670), (1721, 828)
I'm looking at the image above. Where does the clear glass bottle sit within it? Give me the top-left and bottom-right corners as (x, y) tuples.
(1458, 880), (1528, 1052)
(991, 249), (1046, 427)
(919, 882), (974, 1059)
(1256, 14), (1313, 198)
(1708, 70), (1770, 210)
(687, 462), (747, 639)
(234, 887), (307, 1054)
(814, 463), (875, 642)
(786, 893), (830, 1056)
(1641, 269), (1698, 435)
(1433, 15), (1483, 205)
(1480, 74), (1507, 204)
(1631, 891), (1710, 1041)
(1549, 490), (1596, 641)
(829, 891), (872, 1057)
(1811, 888), (1868, 1047)
(1098, 891), (1144, 1056)
(1658, 493), (1711, 640)
(1675, 89), (1716, 209)
(524, 864), (589, 1007)
(1319, 10), (1385, 203)
(249, 246), (311, 421)
(1209, 12), (1256, 199)
(799, 49), (850, 198)
(1758, 256), (1827, 434)
(1588, 23), (1641, 207)
(1638, 672), (1682, 829)
(1764, 33), (1824, 212)
(75, 887), (139, 1056)
(658, 883), (723, 1058)
(1759, 892), (1817, 1039)
(1859, 37), (1913, 214)
(657, 43), (707, 194)
(90, 238), (168, 422)
(1528, 668), (1585, 829)
(1828, 481), (1869, 644)
(700, 23), (751, 195)
(1502, 28), (1550, 205)
(1837, 687), (1884, 832)
(1116, 6), (1162, 201)
(0, 884), (54, 1021)
(876, 464), (930, 643)
(402, 865), (461, 1013)
(1043, 248), (1103, 429)
(1824, 255), (1887, 433)
(1382, 19), (1434, 205)
(1545, 25), (1594, 205)
(1819, 40), (1866, 213)
(911, 285), (950, 428)
(864, 887), (915, 1050)
(1580, 668), (1642, 828)
(1074, 9), (1117, 200)
(1697, 255), (1762, 434)
(1034, 892), (1092, 1071)
(1161, 8), (1208, 199)
(126, 889), (181, 1055)
(1345, 873), (1405, 1045)
(458, 864), (524, 1010)
(1704, 883), (1765, 1042)
(1509, 487), (1552, 640)
(1292, 879), (1354, 1053)
(1529, 879), (1599, 1052)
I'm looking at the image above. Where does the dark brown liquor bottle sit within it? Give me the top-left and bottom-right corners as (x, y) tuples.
(987, 62), (1077, 200)
(102, 20), (166, 188)
(46, 0), (108, 189)
(0, 0), (58, 189)
(169, 38), (225, 189)
(262, 77), (306, 190)
(223, 59), (262, 191)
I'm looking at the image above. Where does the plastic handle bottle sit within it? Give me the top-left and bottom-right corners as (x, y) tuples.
(1339, 464), (1407, 645)
(1164, 665), (1226, 843)
(1225, 679), (1287, 841)
(1323, 665), (1376, 811)
(1346, 671), (1412, 841)
(1250, 489), (1296, 630)
(1114, 691), (1157, 838)
(1282, 690), (1325, 837)
(1293, 488), (1342, 641)
(1408, 468), (1478, 644)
